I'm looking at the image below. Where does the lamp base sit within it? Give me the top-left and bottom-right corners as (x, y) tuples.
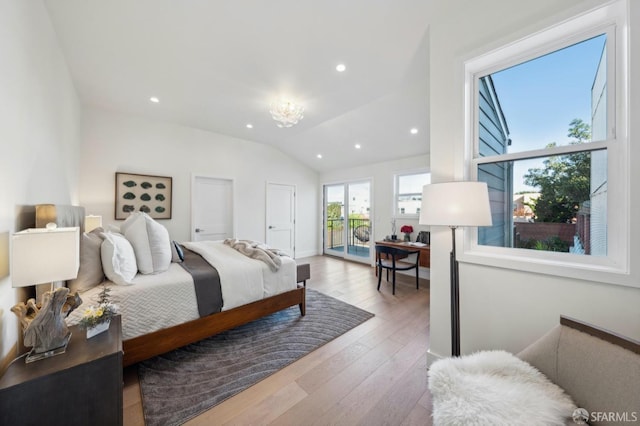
(450, 226), (461, 357)
(25, 333), (71, 363)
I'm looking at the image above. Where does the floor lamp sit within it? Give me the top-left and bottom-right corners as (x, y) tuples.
(419, 181), (492, 356)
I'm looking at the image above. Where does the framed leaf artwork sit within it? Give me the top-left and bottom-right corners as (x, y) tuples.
(115, 172), (172, 219)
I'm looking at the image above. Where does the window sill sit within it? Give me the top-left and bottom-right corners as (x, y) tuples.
(459, 248), (636, 289)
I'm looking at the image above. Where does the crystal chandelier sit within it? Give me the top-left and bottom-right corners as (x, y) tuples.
(269, 100), (304, 128)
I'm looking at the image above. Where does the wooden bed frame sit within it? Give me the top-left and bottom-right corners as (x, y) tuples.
(33, 204), (307, 367)
(123, 285), (305, 366)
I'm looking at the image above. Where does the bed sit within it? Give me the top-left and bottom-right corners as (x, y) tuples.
(34, 205), (306, 366)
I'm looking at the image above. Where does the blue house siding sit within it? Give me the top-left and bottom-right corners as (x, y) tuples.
(589, 45), (607, 256)
(478, 76), (512, 247)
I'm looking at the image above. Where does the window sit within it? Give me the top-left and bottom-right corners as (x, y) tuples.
(395, 171), (430, 216)
(464, 1), (629, 282)
(476, 33), (608, 255)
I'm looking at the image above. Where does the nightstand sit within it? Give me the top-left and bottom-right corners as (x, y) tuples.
(0, 315), (123, 426)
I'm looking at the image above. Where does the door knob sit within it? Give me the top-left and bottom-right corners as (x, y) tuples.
(268, 226), (275, 229)
(195, 228), (205, 233)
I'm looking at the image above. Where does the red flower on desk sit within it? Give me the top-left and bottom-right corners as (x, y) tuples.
(400, 225), (414, 234)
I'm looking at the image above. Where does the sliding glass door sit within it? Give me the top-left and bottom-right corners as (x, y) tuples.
(324, 184), (345, 257)
(323, 180), (372, 263)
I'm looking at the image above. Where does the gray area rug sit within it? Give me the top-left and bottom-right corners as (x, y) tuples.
(138, 289), (374, 426)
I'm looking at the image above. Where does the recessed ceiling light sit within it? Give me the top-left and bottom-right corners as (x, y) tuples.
(336, 64), (346, 72)
(246, 124), (253, 129)
(149, 97), (159, 103)
(355, 144), (361, 149)
(317, 154), (323, 159)
(410, 128), (419, 135)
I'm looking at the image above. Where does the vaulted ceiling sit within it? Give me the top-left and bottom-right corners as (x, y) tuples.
(44, 0), (430, 172)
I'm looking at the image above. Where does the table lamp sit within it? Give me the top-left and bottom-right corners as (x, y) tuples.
(419, 181), (492, 356)
(84, 215), (102, 233)
(11, 226), (80, 362)
(0, 231), (8, 279)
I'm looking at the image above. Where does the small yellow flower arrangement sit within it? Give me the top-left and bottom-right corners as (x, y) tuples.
(79, 285), (118, 330)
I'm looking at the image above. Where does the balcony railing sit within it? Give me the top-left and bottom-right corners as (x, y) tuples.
(326, 218), (370, 250)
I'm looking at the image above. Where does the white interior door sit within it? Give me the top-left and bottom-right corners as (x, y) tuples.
(266, 183), (295, 256)
(192, 176), (233, 241)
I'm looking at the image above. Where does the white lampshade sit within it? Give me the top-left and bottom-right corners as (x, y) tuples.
(11, 227), (80, 288)
(419, 181), (493, 227)
(85, 215), (102, 233)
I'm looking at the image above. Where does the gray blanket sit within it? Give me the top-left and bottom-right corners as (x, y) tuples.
(179, 247), (223, 316)
(223, 239), (287, 272)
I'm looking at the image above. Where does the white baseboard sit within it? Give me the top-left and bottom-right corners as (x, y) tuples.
(427, 349), (445, 368)
(295, 249), (318, 259)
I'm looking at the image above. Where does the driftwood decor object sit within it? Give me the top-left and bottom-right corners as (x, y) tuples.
(11, 287), (82, 362)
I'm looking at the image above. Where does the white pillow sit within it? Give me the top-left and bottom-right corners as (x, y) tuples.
(120, 212), (171, 274)
(101, 232), (137, 285)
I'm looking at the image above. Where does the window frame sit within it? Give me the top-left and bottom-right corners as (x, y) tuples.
(393, 169), (431, 218)
(460, 1), (631, 286)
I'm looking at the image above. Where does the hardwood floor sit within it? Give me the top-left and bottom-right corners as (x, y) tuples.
(123, 255), (433, 426)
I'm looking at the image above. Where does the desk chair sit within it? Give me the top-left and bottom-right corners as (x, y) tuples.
(375, 245), (420, 295)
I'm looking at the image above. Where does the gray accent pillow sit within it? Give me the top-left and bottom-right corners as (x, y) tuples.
(68, 227), (105, 293)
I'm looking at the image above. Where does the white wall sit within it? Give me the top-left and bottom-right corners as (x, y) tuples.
(320, 155), (430, 255)
(427, 0), (640, 362)
(0, 0), (81, 361)
(79, 107), (319, 257)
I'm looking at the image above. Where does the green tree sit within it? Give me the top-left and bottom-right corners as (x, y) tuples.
(326, 202), (342, 219)
(326, 202), (343, 232)
(524, 119), (591, 223)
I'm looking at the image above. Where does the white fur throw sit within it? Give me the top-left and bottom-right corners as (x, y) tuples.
(428, 350), (576, 426)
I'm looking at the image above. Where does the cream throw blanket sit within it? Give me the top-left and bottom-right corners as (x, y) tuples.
(223, 239), (287, 272)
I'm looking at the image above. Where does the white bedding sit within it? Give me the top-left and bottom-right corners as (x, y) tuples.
(183, 240), (296, 309)
(67, 240), (297, 340)
(66, 263), (199, 340)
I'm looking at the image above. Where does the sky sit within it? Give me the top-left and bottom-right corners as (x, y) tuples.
(325, 182), (371, 217)
(490, 33), (606, 192)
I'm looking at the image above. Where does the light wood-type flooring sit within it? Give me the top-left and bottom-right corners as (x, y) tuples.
(123, 255), (433, 426)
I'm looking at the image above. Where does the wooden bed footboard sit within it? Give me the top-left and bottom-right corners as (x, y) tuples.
(123, 286), (305, 367)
